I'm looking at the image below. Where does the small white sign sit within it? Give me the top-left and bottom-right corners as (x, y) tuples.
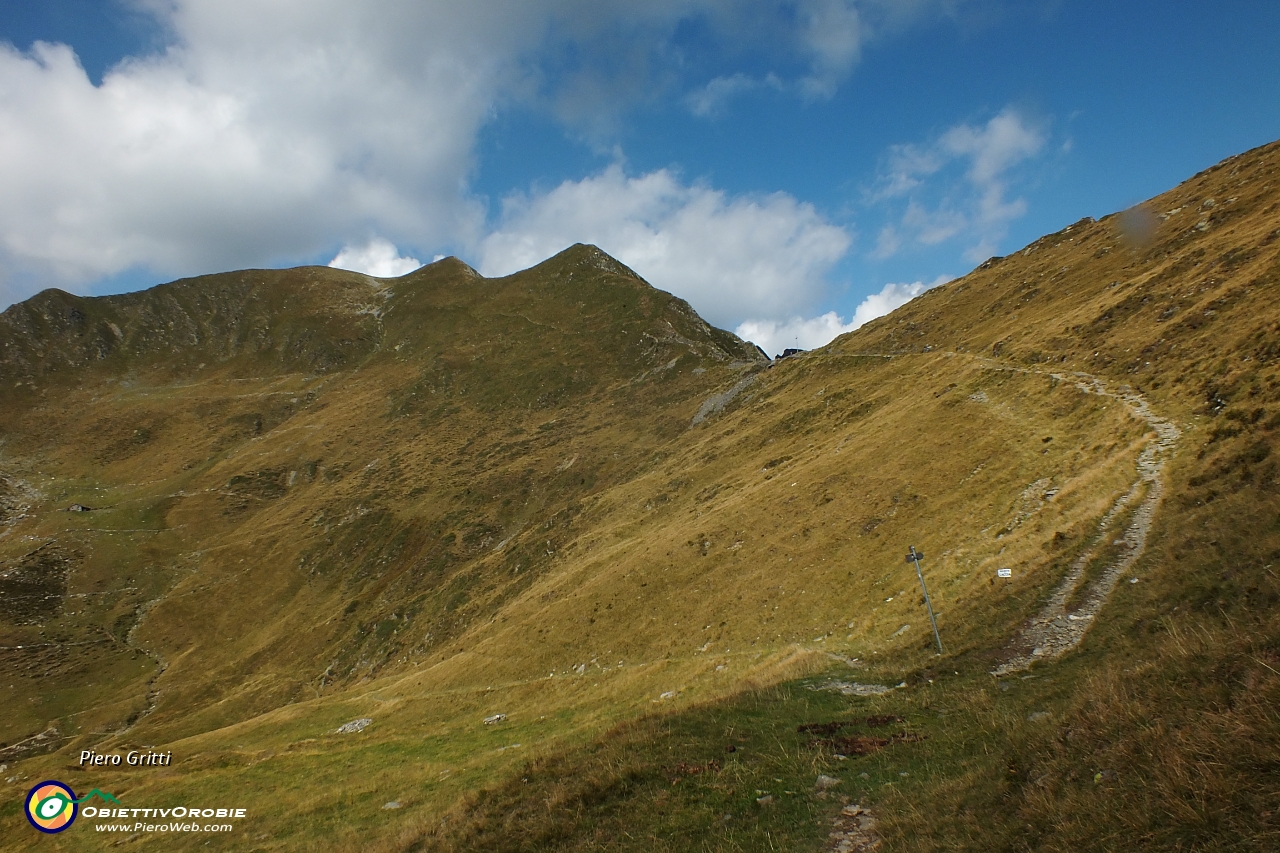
(997, 568), (1012, 578)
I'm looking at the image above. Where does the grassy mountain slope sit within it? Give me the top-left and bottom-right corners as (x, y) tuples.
(0, 140), (1277, 851)
(0, 245), (766, 742)
(413, 141), (1280, 853)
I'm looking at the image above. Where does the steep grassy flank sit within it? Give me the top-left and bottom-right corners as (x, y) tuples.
(374, 141), (1280, 852)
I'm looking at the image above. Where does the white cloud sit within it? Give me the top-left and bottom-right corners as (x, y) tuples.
(0, 5), (500, 293)
(329, 238), (421, 278)
(871, 224), (901, 260)
(734, 274), (951, 356)
(0, 0), (969, 309)
(869, 106), (1045, 261)
(940, 107), (1045, 186)
(796, 0), (867, 98)
(796, 0), (958, 99)
(680, 1), (960, 116)
(736, 312), (857, 356)
(872, 142), (945, 201)
(902, 200), (966, 245)
(685, 72), (783, 117)
(686, 73), (754, 117)
(851, 275), (952, 324)
(0, 1), (736, 300)
(477, 164), (851, 328)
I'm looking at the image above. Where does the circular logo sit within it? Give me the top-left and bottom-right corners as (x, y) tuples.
(25, 781), (78, 833)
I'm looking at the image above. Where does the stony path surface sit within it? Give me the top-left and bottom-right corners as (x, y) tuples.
(807, 365), (1182, 850)
(812, 370), (1181, 851)
(993, 372), (1181, 675)
(822, 803), (882, 852)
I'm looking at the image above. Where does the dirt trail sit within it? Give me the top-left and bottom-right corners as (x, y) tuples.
(993, 372), (1181, 675)
(804, 361), (1181, 850)
(823, 803), (881, 851)
(810, 368), (1180, 851)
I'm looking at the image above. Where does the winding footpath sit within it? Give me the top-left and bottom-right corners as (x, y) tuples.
(816, 364), (1181, 851)
(992, 371), (1181, 675)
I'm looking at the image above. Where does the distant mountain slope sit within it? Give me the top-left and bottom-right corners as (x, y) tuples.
(0, 242), (768, 749)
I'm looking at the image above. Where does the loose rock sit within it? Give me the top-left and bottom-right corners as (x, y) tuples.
(335, 718), (372, 734)
(809, 680), (890, 696)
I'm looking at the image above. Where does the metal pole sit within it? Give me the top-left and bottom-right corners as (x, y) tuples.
(906, 546), (944, 654)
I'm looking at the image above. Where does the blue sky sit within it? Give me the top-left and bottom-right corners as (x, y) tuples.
(1, 1), (1277, 354)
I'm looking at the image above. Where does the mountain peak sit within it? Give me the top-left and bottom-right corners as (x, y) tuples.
(412, 255), (480, 279)
(516, 243), (644, 281)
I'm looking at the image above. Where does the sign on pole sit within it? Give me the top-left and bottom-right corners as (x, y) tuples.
(906, 546), (944, 654)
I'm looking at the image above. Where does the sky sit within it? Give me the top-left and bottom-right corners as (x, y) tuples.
(1, 1), (1277, 356)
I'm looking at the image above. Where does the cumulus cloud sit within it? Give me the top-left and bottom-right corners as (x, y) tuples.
(734, 274), (951, 356)
(869, 106), (1046, 261)
(735, 312), (857, 356)
(0, 4), (501, 294)
(852, 275), (952, 323)
(477, 164), (851, 328)
(0, 0), (971, 309)
(0, 1), (736, 300)
(329, 238), (421, 278)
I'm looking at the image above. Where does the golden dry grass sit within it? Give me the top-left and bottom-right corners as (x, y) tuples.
(0, 141), (1277, 850)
